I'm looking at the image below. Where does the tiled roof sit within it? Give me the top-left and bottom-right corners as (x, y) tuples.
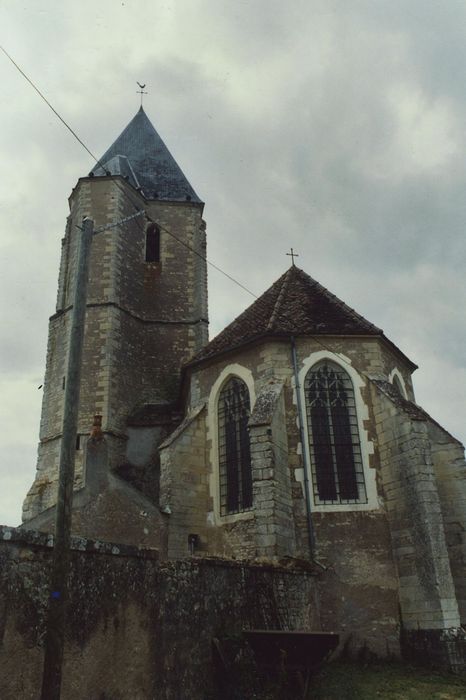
(189, 266), (414, 366)
(90, 107), (201, 203)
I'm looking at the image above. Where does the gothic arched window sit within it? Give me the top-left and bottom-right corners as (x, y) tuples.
(218, 377), (252, 515)
(145, 224), (160, 262)
(305, 360), (367, 505)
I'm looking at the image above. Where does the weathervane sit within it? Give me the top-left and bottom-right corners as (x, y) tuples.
(136, 81), (148, 107)
(286, 247), (299, 266)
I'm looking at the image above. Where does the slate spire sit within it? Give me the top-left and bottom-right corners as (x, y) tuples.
(91, 107), (201, 203)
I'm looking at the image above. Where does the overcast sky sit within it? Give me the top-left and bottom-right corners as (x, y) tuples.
(0, 0), (465, 526)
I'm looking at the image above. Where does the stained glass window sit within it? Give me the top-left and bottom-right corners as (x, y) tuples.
(218, 377), (252, 515)
(305, 361), (367, 505)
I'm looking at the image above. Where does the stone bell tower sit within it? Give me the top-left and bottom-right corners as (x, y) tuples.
(23, 108), (208, 535)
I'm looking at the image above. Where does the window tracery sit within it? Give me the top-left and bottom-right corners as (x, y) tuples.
(304, 360), (367, 505)
(218, 377), (252, 515)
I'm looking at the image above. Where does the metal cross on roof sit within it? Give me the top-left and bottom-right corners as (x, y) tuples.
(286, 247), (299, 266)
(136, 81), (148, 106)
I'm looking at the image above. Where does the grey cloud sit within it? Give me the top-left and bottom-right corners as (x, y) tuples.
(0, 0), (465, 525)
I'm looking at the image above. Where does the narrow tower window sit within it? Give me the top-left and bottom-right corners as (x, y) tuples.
(305, 360), (367, 505)
(218, 377), (252, 515)
(145, 224), (160, 262)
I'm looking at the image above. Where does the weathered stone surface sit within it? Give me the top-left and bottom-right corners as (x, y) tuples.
(23, 174), (208, 523)
(0, 534), (316, 700)
(428, 420), (466, 624)
(401, 627), (466, 675)
(373, 383), (461, 632)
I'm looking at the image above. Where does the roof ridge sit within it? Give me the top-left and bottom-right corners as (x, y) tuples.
(307, 274), (380, 332)
(266, 267), (293, 331)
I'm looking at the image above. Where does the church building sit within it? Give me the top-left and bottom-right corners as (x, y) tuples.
(22, 108), (466, 667)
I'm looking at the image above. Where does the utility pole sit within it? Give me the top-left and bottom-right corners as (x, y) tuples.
(41, 217), (94, 700)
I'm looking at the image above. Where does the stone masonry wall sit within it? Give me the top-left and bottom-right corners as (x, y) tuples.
(187, 334), (412, 560)
(428, 422), (466, 624)
(249, 380), (297, 558)
(23, 435), (167, 551)
(160, 406), (211, 558)
(372, 386), (460, 634)
(0, 527), (316, 700)
(160, 336), (409, 657)
(162, 380), (299, 561)
(313, 510), (401, 658)
(24, 175), (207, 524)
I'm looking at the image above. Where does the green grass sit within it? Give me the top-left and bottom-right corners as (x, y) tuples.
(309, 661), (466, 700)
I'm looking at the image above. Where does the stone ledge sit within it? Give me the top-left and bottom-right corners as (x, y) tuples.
(0, 528), (321, 575)
(0, 525), (159, 560)
(180, 553), (322, 576)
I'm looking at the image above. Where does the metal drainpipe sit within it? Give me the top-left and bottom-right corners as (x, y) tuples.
(290, 335), (316, 557)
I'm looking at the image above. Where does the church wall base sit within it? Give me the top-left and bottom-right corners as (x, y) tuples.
(0, 526), (318, 700)
(401, 628), (466, 675)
